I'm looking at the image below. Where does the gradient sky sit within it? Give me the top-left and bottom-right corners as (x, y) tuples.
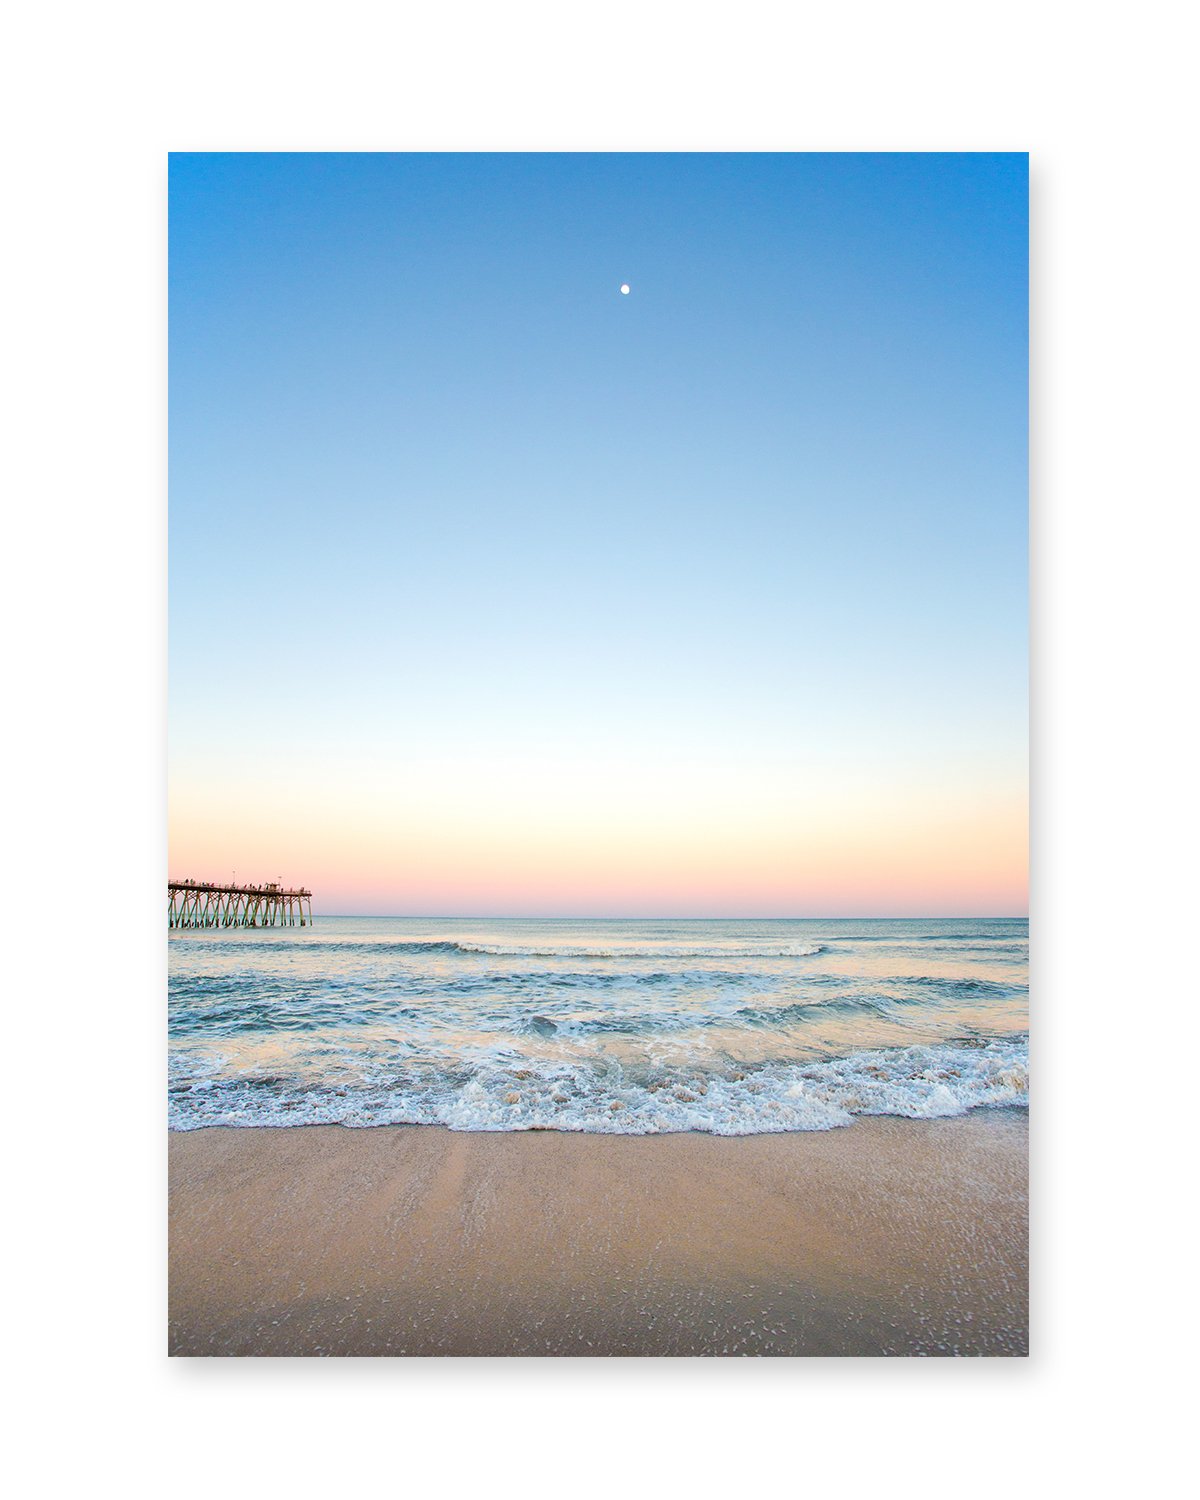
(169, 153), (1027, 916)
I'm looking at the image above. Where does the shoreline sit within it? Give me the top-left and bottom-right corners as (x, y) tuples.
(170, 1109), (1026, 1356)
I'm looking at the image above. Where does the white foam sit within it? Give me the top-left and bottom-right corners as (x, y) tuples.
(168, 1037), (1027, 1135)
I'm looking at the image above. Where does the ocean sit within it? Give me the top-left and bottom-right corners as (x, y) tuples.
(168, 916), (1028, 1134)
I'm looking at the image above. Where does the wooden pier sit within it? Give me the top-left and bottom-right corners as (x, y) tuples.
(169, 879), (313, 929)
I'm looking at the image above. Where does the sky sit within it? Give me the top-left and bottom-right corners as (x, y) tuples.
(169, 152), (1027, 916)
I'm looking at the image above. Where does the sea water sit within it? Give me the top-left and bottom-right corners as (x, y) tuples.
(168, 917), (1027, 1133)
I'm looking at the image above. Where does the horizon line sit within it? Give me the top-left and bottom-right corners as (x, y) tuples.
(303, 912), (1031, 922)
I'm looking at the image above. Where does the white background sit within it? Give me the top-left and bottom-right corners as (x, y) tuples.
(4, 1), (1196, 1494)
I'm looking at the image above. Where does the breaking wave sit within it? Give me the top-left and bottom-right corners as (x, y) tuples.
(169, 1036), (1028, 1134)
(175, 938), (824, 960)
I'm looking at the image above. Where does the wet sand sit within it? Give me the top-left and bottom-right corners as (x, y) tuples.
(169, 1110), (1027, 1356)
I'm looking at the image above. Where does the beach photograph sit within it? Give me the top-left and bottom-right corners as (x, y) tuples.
(16, 0), (1200, 1486)
(168, 151), (1028, 1357)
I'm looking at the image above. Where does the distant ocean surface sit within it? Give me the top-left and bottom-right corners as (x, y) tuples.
(168, 917), (1028, 1134)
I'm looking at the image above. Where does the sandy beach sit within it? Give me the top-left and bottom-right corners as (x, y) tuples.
(169, 1110), (1027, 1356)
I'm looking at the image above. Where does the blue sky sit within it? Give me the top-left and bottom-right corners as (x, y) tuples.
(169, 153), (1027, 914)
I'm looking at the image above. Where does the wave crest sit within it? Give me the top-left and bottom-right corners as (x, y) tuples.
(170, 937), (823, 960)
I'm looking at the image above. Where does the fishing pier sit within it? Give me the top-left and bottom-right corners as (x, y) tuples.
(169, 879), (314, 929)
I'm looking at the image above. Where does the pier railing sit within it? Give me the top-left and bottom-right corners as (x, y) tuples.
(168, 879), (313, 929)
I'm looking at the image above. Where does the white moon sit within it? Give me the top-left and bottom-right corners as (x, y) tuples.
(620, 283), (630, 294)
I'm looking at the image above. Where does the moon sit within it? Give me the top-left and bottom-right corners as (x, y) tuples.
(620, 283), (630, 295)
